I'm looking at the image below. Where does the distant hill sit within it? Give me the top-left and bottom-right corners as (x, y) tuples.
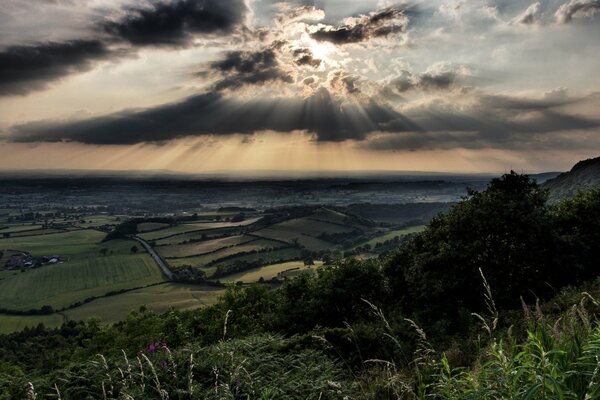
(543, 156), (600, 200)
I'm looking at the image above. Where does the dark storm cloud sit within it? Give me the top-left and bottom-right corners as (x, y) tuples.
(366, 93), (600, 151)
(555, 0), (600, 23)
(209, 47), (293, 90)
(0, 40), (111, 95)
(311, 7), (407, 44)
(293, 48), (321, 68)
(390, 67), (462, 94)
(10, 88), (403, 144)
(102, 0), (247, 46)
(212, 48), (278, 73)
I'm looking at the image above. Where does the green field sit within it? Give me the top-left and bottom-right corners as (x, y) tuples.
(362, 225), (426, 247)
(0, 224), (42, 233)
(71, 215), (120, 229)
(222, 260), (324, 283)
(0, 314), (64, 334)
(0, 230), (166, 311)
(166, 239), (285, 266)
(64, 283), (224, 324)
(8, 228), (67, 237)
(137, 222), (170, 232)
(154, 227), (244, 245)
(254, 226), (332, 251)
(209, 247), (303, 272)
(139, 218), (261, 241)
(0, 229), (105, 256)
(156, 235), (255, 258)
(0, 255), (165, 311)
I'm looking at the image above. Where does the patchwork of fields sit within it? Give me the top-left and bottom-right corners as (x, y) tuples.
(0, 206), (426, 333)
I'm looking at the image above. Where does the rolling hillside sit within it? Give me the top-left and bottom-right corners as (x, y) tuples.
(544, 156), (600, 200)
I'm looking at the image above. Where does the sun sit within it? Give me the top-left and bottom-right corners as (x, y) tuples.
(303, 34), (336, 63)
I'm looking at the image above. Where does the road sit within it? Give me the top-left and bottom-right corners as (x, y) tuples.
(133, 236), (174, 280)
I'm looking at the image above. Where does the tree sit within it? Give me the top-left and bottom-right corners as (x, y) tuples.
(385, 172), (562, 319)
(130, 245), (139, 254)
(553, 188), (600, 282)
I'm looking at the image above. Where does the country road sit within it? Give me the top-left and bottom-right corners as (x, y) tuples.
(133, 236), (174, 280)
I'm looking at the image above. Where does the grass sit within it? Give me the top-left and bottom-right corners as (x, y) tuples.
(360, 225), (425, 248)
(166, 239), (285, 266)
(0, 224), (42, 233)
(139, 219), (261, 241)
(137, 222), (170, 232)
(154, 227), (244, 245)
(71, 215), (119, 229)
(0, 230), (166, 311)
(209, 247), (303, 272)
(0, 229), (106, 257)
(156, 235), (255, 258)
(0, 314), (64, 334)
(8, 228), (67, 238)
(0, 254), (165, 311)
(221, 260), (324, 283)
(254, 225), (333, 251)
(64, 283), (224, 324)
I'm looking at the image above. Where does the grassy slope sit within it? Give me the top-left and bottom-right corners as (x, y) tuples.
(0, 314), (64, 334)
(221, 260), (324, 283)
(64, 283), (224, 324)
(0, 230), (166, 310)
(156, 235), (255, 258)
(362, 225), (425, 247)
(166, 239), (285, 267)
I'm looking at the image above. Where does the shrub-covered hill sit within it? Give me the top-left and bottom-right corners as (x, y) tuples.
(1, 172), (600, 399)
(544, 155), (600, 200)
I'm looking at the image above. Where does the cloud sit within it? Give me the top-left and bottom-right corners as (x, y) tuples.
(209, 45), (293, 90)
(293, 48), (321, 68)
(0, 40), (111, 95)
(311, 6), (407, 44)
(513, 2), (541, 25)
(102, 0), (247, 46)
(388, 63), (469, 94)
(9, 88), (403, 144)
(555, 0), (600, 23)
(364, 92), (600, 151)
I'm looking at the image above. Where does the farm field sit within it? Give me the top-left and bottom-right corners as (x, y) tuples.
(154, 227), (245, 245)
(156, 235), (255, 258)
(0, 254), (165, 311)
(139, 218), (262, 241)
(8, 228), (67, 237)
(254, 225), (333, 251)
(0, 230), (166, 310)
(361, 225), (426, 248)
(209, 247), (303, 273)
(222, 260), (324, 283)
(64, 283), (224, 324)
(166, 239), (285, 267)
(0, 224), (43, 233)
(137, 222), (170, 232)
(0, 314), (64, 334)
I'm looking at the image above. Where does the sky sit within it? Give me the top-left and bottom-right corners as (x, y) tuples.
(0, 0), (599, 174)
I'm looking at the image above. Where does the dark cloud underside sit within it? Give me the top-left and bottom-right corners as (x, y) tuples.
(311, 7), (407, 44)
(102, 0), (247, 46)
(209, 47), (294, 90)
(11, 88), (404, 144)
(0, 40), (109, 95)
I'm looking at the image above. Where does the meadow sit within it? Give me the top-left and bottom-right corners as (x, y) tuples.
(0, 202), (427, 333)
(0, 231), (166, 311)
(221, 260), (324, 283)
(64, 283), (224, 324)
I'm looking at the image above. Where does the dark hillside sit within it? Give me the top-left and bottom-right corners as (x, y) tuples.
(544, 156), (600, 200)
